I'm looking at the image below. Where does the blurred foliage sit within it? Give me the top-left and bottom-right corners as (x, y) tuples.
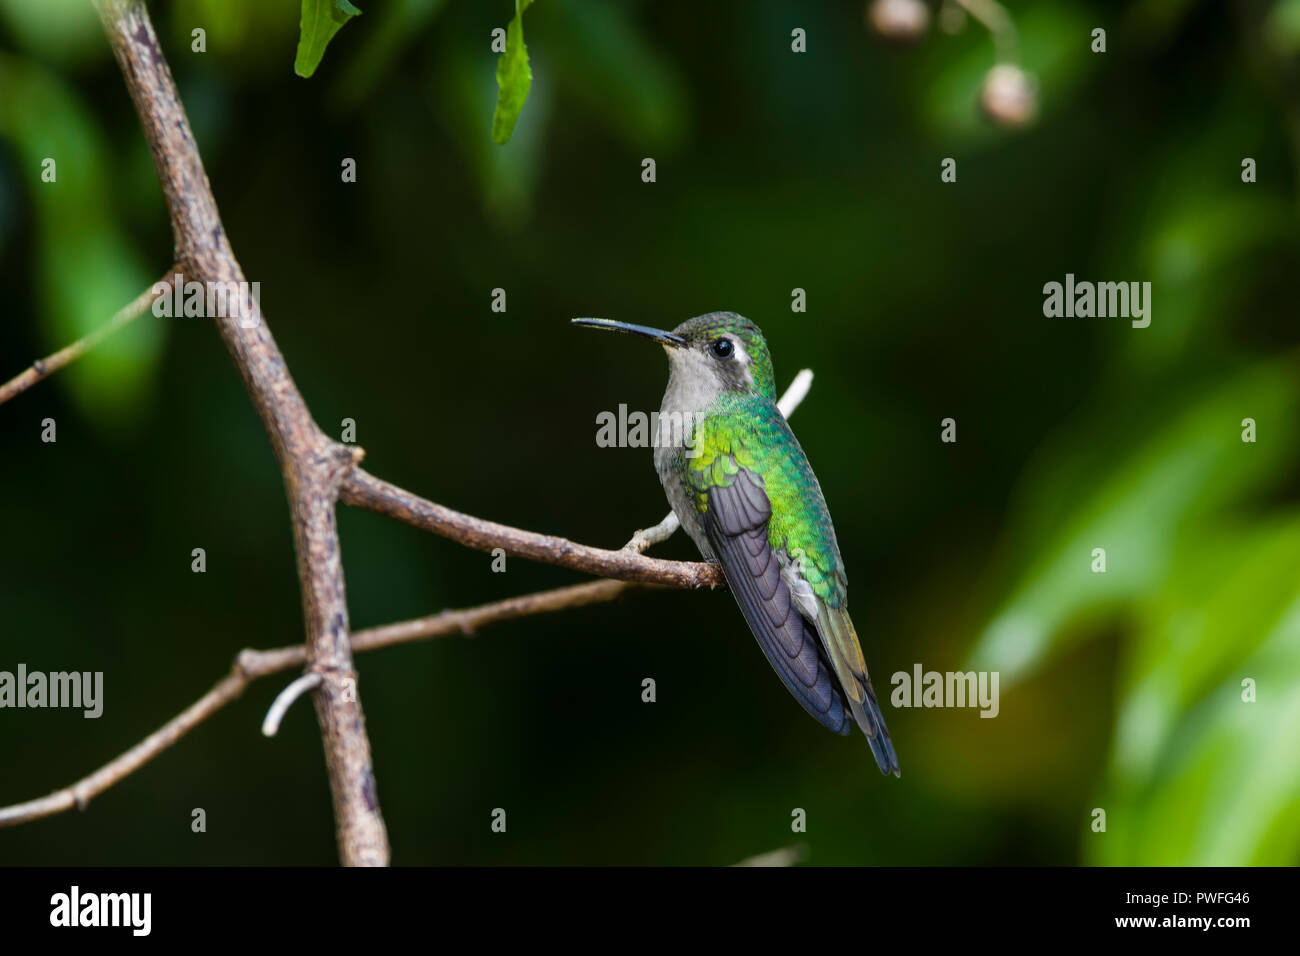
(332, 0), (448, 111)
(1268, 0), (1300, 54)
(544, 0), (689, 150)
(0, 54), (163, 425)
(1, 0), (1299, 865)
(0, 0), (101, 63)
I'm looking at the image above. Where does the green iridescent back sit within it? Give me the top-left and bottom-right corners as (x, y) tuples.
(683, 392), (848, 607)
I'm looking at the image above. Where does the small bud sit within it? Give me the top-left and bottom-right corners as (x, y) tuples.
(979, 64), (1037, 128)
(866, 0), (930, 44)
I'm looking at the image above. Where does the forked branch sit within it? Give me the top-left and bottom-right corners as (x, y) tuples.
(1, 0), (814, 867)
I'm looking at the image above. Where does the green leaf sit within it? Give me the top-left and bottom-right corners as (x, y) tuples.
(294, 0), (362, 79)
(491, 0), (535, 145)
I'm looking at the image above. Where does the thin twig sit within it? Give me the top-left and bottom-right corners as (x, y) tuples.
(953, 0), (1018, 62)
(0, 670), (247, 827)
(732, 844), (807, 867)
(354, 579), (635, 647)
(624, 512), (681, 554)
(262, 673), (323, 737)
(777, 368), (814, 417)
(0, 274), (177, 406)
(0, 578), (637, 828)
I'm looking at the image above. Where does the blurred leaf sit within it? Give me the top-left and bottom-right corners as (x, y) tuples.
(332, 0), (448, 111)
(178, 0), (251, 48)
(547, 0), (688, 150)
(168, 0), (299, 69)
(1268, 0), (1300, 54)
(492, 0), (535, 144)
(295, 0), (362, 79)
(0, 0), (103, 63)
(1091, 519), (1300, 864)
(1122, 194), (1296, 364)
(0, 55), (164, 425)
(1146, 196), (1290, 290)
(1124, 0), (1203, 48)
(970, 362), (1300, 682)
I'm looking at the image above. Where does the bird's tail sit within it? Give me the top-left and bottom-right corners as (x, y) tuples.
(817, 605), (900, 777)
(855, 673), (900, 777)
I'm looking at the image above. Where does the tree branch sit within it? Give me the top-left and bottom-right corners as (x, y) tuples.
(340, 468), (726, 589)
(94, 0), (387, 866)
(0, 273), (176, 406)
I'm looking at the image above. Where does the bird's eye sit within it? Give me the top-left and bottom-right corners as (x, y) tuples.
(711, 338), (734, 359)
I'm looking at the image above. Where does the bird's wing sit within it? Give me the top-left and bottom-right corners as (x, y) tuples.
(686, 400), (899, 774)
(701, 467), (854, 736)
(701, 465), (900, 775)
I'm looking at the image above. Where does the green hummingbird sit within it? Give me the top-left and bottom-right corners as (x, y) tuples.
(573, 312), (899, 776)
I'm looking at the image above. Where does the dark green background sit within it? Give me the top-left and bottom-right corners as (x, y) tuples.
(2, 0), (1298, 865)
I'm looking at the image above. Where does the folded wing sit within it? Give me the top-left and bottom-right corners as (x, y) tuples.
(703, 468), (852, 735)
(704, 467), (900, 775)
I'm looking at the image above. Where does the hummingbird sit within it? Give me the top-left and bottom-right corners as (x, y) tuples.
(573, 312), (899, 776)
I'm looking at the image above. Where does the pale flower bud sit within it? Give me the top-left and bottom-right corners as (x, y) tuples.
(867, 0), (931, 44)
(979, 63), (1037, 127)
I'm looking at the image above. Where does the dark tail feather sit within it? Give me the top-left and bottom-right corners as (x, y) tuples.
(854, 677), (900, 777)
(815, 605), (901, 777)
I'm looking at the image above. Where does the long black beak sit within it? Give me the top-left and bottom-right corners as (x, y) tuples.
(571, 317), (686, 348)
